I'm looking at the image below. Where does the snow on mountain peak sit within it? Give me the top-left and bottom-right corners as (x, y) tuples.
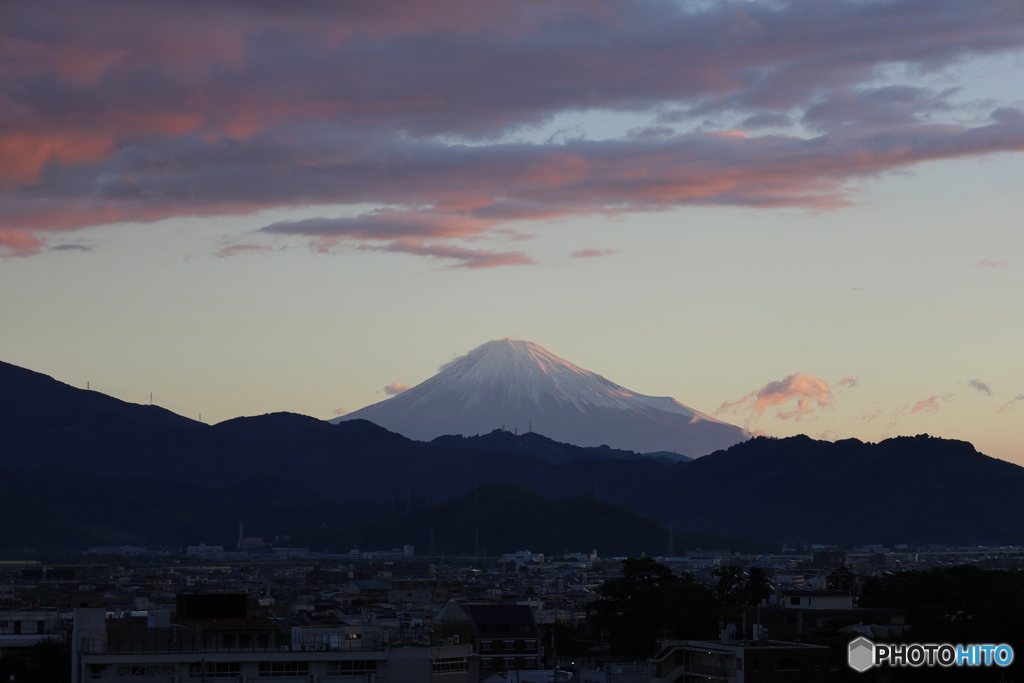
(332, 338), (744, 456)
(352, 338), (727, 423)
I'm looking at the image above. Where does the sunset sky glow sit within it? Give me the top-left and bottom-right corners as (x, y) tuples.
(1, 0), (1022, 462)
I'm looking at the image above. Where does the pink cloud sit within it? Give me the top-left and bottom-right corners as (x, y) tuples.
(911, 395), (949, 414)
(977, 258), (1008, 267)
(333, 407), (349, 416)
(1, 0), (1024, 264)
(997, 395), (1024, 413)
(0, 229), (44, 256)
(570, 248), (618, 258)
(838, 375), (859, 388)
(384, 382), (412, 396)
(365, 240), (534, 269)
(715, 373), (846, 423)
(214, 243), (275, 258)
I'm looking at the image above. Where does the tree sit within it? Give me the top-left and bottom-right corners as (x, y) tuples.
(826, 566), (855, 592)
(745, 567), (772, 605)
(0, 639), (71, 683)
(711, 565), (746, 604)
(589, 558), (717, 659)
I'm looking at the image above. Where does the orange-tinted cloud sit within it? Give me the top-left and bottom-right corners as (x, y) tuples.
(977, 258), (1008, 267)
(2, 0), (1024, 265)
(716, 373), (845, 423)
(0, 229), (44, 256)
(911, 395), (949, 414)
(384, 382), (412, 396)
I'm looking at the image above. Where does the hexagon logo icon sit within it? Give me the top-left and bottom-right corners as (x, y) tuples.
(848, 636), (875, 672)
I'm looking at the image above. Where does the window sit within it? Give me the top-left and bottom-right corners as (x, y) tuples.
(88, 664), (107, 680)
(222, 633), (236, 649)
(735, 658), (743, 671)
(117, 665), (175, 677)
(525, 640), (537, 652)
(37, 620), (46, 634)
(504, 659), (514, 668)
(239, 633), (252, 649)
(188, 662), (241, 678)
(790, 596), (800, 605)
(326, 661), (377, 676)
(481, 659), (493, 669)
(751, 658), (760, 671)
(503, 640), (515, 651)
(257, 633), (270, 649)
(432, 657), (468, 674)
(479, 640), (493, 653)
(259, 662), (310, 677)
(524, 658), (537, 670)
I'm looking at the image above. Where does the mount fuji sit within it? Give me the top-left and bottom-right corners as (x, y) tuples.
(331, 339), (747, 458)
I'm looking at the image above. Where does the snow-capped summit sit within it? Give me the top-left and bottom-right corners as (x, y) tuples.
(331, 338), (747, 457)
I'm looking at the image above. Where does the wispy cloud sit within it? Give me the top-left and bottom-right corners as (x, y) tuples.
(968, 378), (992, 395)
(911, 395), (950, 414)
(365, 240), (534, 269)
(384, 382), (412, 396)
(49, 243), (93, 252)
(716, 373), (849, 423)
(838, 375), (859, 389)
(977, 258), (1008, 267)
(570, 248), (618, 259)
(214, 243), (276, 258)
(997, 395), (1024, 413)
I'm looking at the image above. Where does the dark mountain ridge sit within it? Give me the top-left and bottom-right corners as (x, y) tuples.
(431, 428), (692, 464)
(2, 359), (1022, 546)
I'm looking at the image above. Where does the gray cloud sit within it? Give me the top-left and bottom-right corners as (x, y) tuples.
(968, 378), (993, 395)
(1, 0), (1024, 263)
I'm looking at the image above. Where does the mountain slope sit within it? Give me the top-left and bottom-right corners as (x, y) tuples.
(608, 434), (1024, 545)
(333, 338), (746, 457)
(431, 428), (692, 464)
(0, 472), (774, 556)
(5, 358), (1024, 546)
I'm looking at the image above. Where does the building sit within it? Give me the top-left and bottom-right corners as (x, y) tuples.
(71, 598), (476, 683)
(389, 580), (464, 606)
(434, 602), (543, 679)
(0, 610), (63, 657)
(649, 637), (835, 683)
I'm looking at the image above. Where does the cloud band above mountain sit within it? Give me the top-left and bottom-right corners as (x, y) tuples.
(3, 0), (1024, 260)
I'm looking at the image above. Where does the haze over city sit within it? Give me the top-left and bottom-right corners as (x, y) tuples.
(1, 0), (1022, 463)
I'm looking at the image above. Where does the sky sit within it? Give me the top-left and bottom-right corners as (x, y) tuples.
(1, 0), (1023, 463)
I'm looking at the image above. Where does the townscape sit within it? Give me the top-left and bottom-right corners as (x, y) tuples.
(4, 541), (1024, 682)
